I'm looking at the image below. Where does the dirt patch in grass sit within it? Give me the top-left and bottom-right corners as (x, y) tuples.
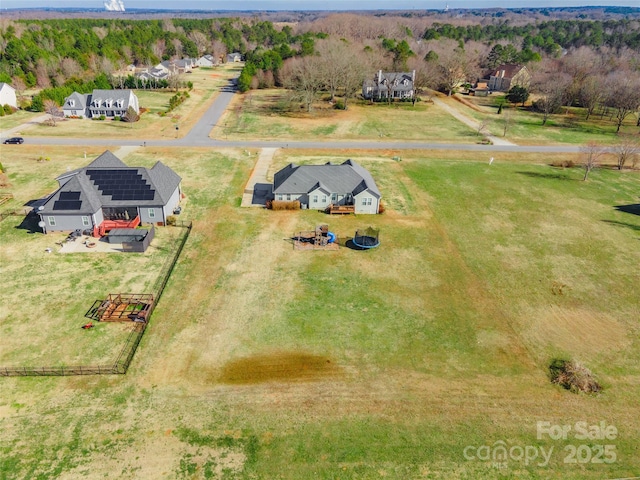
(219, 351), (341, 384)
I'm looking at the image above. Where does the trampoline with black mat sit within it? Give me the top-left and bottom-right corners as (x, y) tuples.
(351, 227), (380, 249)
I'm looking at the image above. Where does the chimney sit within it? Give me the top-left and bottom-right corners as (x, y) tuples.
(378, 70), (382, 84)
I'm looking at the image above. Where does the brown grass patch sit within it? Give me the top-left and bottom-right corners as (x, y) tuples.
(518, 305), (631, 358)
(219, 351), (341, 384)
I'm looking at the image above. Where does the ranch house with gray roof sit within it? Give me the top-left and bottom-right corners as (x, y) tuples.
(273, 159), (381, 214)
(38, 151), (181, 234)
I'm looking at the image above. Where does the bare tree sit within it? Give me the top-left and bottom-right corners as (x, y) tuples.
(341, 46), (368, 110)
(407, 56), (439, 104)
(613, 135), (640, 170)
(188, 31), (209, 56)
(580, 142), (606, 181)
(560, 47), (603, 107)
(579, 75), (605, 120)
(211, 39), (227, 63)
(502, 109), (513, 137)
(604, 74), (640, 133)
(44, 99), (61, 126)
(171, 38), (183, 59)
(476, 118), (490, 137)
(532, 72), (572, 126)
(437, 48), (470, 96)
(281, 56), (324, 113)
(168, 71), (183, 92)
(152, 39), (166, 61)
(315, 38), (346, 102)
(60, 57), (81, 79)
(35, 58), (51, 88)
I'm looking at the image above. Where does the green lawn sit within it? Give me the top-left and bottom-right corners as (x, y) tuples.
(1, 149), (639, 479)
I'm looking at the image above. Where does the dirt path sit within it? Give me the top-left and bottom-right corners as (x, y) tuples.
(431, 96), (516, 147)
(0, 114), (49, 137)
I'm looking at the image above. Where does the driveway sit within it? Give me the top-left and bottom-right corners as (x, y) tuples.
(431, 96), (516, 147)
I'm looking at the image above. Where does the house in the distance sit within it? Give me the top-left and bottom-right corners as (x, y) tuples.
(487, 64), (531, 92)
(273, 159), (381, 214)
(0, 82), (17, 109)
(226, 52), (242, 63)
(363, 70), (415, 101)
(63, 89), (139, 119)
(159, 58), (194, 74)
(195, 55), (217, 67)
(38, 150), (182, 234)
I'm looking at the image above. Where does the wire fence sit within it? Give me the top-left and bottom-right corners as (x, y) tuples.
(0, 221), (193, 377)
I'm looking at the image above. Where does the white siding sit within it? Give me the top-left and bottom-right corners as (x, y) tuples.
(354, 192), (379, 214)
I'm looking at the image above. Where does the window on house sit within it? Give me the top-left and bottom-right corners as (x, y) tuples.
(321, 196), (327, 203)
(82, 216), (90, 226)
(48, 216), (56, 226)
(286, 194), (291, 201)
(278, 194), (283, 201)
(312, 195), (318, 203)
(148, 208), (156, 218)
(331, 193), (337, 201)
(367, 198), (372, 205)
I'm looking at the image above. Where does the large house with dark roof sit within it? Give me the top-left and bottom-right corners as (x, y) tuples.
(363, 70), (415, 101)
(38, 151), (181, 234)
(273, 159), (381, 214)
(63, 89), (139, 119)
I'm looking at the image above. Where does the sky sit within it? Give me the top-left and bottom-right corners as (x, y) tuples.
(2, 0), (639, 10)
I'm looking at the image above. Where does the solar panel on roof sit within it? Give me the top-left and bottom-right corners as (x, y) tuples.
(59, 191), (81, 200)
(53, 200), (82, 210)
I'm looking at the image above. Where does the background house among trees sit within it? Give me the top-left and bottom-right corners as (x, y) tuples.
(362, 70), (416, 101)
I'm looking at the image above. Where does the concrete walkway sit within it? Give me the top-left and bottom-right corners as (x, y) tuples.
(240, 147), (277, 207)
(431, 96), (516, 147)
(112, 145), (140, 159)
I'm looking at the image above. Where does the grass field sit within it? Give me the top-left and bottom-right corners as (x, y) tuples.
(455, 94), (639, 145)
(1, 147), (639, 479)
(217, 90), (480, 143)
(0, 109), (43, 132)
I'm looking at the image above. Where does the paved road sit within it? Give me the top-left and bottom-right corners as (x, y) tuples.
(1, 80), (581, 153)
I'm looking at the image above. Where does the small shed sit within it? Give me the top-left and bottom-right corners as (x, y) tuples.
(107, 228), (148, 244)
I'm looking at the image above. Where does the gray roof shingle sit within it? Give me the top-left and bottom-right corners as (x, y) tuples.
(40, 151), (181, 215)
(273, 160), (380, 198)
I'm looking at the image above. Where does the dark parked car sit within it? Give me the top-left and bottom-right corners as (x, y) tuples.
(3, 137), (24, 144)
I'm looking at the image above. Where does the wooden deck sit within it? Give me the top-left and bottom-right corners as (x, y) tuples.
(326, 204), (355, 215)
